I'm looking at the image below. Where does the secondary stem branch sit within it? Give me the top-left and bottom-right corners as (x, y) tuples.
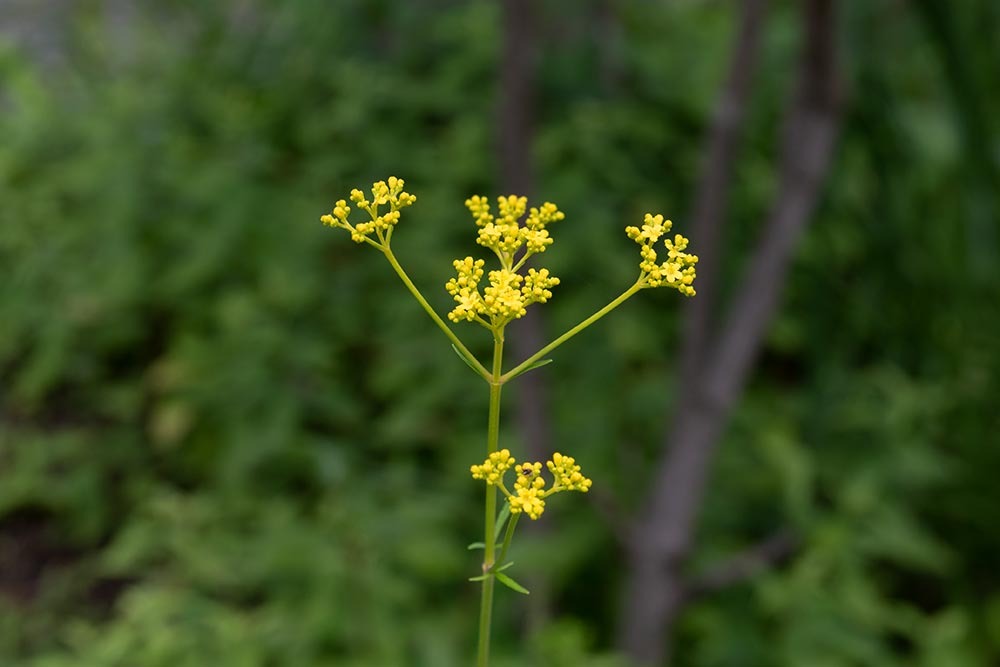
(382, 247), (491, 381)
(495, 513), (520, 569)
(502, 281), (641, 382)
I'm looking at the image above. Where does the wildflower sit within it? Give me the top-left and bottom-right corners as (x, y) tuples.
(320, 177), (416, 246)
(510, 462), (546, 519)
(466, 195), (493, 225)
(626, 213), (698, 295)
(470, 452), (593, 520)
(482, 268), (526, 322)
(445, 258), (487, 323)
(448, 195), (565, 330)
(321, 179), (696, 665)
(546, 452), (593, 492)
(521, 268), (559, 307)
(510, 485), (546, 519)
(471, 448), (516, 485)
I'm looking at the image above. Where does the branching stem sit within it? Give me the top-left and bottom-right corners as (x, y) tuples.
(382, 247), (491, 381)
(501, 280), (642, 382)
(494, 513), (520, 570)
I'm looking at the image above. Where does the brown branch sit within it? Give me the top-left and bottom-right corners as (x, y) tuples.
(586, 485), (634, 548)
(595, 0), (625, 94)
(498, 0), (541, 462)
(500, 0), (547, 479)
(616, 0), (771, 654)
(619, 1), (840, 664)
(499, 0), (535, 197)
(498, 0), (555, 631)
(680, 0), (770, 381)
(683, 530), (799, 603)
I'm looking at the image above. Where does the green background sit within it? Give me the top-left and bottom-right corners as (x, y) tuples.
(1, 1), (998, 665)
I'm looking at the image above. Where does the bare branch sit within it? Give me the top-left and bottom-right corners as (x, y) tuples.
(586, 485), (634, 548)
(498, 0), (542, 466)
(683, 530), (799, 603)
(499, 0), (535, 197)
(680, 0), (770, 381)
(498, 0), (555, 630)
(619, 1), (840, 663)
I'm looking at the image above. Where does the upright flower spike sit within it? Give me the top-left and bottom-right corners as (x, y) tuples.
(626, 213), (698, 295)
(448, 195), (565, 330)
(320, 176), (416, 248)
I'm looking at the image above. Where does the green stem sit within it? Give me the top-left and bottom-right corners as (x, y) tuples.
(382, 247), (491, 380)
(477, 334), (504, 667)
(501, 281), (642, 383)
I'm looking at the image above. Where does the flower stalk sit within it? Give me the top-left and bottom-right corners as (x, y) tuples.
(477, 333), (504, 666)
(320, 177), (697, 666)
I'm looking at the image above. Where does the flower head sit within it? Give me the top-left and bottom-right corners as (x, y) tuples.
(626, 213), (698, 295)
(445, 257), (487, 323)
(448, 195), (565, 329)
(320, 176), (416, 247)
(546, 452), (593, 493)
(510, 463), (547, 519)
(470, 451), (592, 520)
(471, 449), (516, 485)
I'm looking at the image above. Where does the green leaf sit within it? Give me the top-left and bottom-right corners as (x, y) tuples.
(495, 572), (529, 594)
(494, 504), (510, 542)
(467, 542), (485, 550)
(468, 574), (488, 582)
(507, 358), (553, 381)
(451, 344), (480, 374)
(495, 561), (514, 572)
(524, 358), (553, 372)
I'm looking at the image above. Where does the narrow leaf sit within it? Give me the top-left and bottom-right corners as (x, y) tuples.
(508, 358), (553, 380)
(495, 561), (514, 572)
(467, 542), (485, 551)
(451, 344), (480, 374)
(495, 572), (530, 595)
(525, 358), (553, 372)
(468, 574), (488, 582)
(494, 504), (511, 542)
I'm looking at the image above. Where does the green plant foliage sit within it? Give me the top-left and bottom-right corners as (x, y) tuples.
(1, 0), (998, 665)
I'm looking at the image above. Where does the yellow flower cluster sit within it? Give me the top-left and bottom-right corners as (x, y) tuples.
(446, 195), (565, 328)
(470, 450), (592, 520)
(626, 214), (698, 295)
(546, 452), (593, 492)
(511, 462), (547, 520)
(320, 176), (416, 246)
(470, 448), (515, 485)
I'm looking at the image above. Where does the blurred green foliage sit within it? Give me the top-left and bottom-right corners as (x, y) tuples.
(0, 0), (998, 665)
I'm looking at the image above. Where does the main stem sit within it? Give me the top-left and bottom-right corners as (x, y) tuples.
(477, 334), (504, 667)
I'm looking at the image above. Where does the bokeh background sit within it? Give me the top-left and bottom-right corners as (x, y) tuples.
(1, 1), (998, 665)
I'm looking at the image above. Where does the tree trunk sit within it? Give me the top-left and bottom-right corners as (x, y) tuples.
(618, 1), (840, 663)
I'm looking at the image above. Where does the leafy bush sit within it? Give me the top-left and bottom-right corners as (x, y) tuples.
(1, 1), (998, 665)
